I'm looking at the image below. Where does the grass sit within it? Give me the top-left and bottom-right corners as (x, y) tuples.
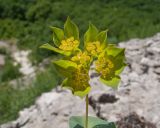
(0, 64), (61, 124)
(0, 55), (22, 82)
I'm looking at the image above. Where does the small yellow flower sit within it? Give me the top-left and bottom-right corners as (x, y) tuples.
(59, 37), (79, 51)
(95, 55), (114, 79)
(71, 66), (90, 90)
(86, 41), (103, 56)
(71, 51), (90, 65)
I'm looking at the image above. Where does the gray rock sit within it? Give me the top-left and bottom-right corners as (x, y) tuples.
(1, 33), (160, 128)
(0, 89), (96, 128)
(89, 33), (160, 127)
(0, 55), (5, 67)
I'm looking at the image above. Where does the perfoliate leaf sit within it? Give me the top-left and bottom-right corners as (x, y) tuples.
(53, 59), (77, 69)
(115, 64), (126, 75)
(100, 76), (120, 89)
(53, 60), (77, 70)
(64, 17), (79, 40)
(96, 46), (126, 89)
(97, 30), (108, 48)
(40, 43), (71, 56)
(113, 54), (126, 76)
(53, 60), (78, 77)
(84, 23), (98, 46)
(62, 78), (90, 98)
(50, 27), (64, 47)
(69, 116), (116, 128)
(106, 45), (125, 58)
(62, 66), (90, 98)
(108, 46), (126, 75)
(74, 86), (91, 98)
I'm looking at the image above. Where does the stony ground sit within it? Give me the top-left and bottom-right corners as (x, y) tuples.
(1, 33), (160, 128)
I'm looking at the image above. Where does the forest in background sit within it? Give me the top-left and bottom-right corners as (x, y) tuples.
(0, 0), (160, 62)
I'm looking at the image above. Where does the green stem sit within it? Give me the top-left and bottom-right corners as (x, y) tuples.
(85, 94), (89, 128)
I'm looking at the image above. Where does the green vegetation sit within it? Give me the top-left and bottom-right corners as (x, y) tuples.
(0, 47), (7, 55)
(0, 55), (22, 82)
(0, 64), (60, 124)
(0, 0), (160, 63)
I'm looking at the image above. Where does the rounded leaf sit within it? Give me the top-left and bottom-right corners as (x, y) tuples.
(69, 116), (116, 128)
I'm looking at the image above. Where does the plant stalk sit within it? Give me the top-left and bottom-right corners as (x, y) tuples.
(85, 94), (89, 128)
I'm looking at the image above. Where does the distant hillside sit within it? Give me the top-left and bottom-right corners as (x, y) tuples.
(0, 0), (160, 62)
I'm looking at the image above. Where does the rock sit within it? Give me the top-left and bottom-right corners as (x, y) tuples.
(0, 55), (5, 67)
(0, 89), (96, 128)
(0, 41), (9, 48)
(1, 33), (160, 128)
(12, 50), (35, 75)
(89, 33), (160, 127)
(116, 112), (156, 128)
(154, 67), (160, 75)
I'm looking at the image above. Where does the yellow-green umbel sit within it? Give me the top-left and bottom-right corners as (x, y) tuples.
(53, 59), (91, 98)
(71, 51), (91, 67)
(40, 17), (126, 98)
(84, 23), (108, 57)
(59, 37), (79, 51)
(95, 45), (126, 88)
(40, 17), (80, 56)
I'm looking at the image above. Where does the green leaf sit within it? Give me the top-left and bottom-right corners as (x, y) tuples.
(62, 78), (91, 98)
(53, 59), (77, 71)
(50, 27), (64, 47)
(97, 30), (108, 48)
(115, 63), (126, 75)
(107, 46), (126, 75)
(96, 46), (126, 89)
(106, 45), (125, 58)
(74, 86), (91, 98)
(84, 23), (98, 46)
(100, 76), (120, 89)
(62, 78), (73, 90)
(69, 116), (116, 128)
(53, 60), (78, 77)
(40, 43), (71, 56)
(53, 59), (77, 69)
(64, 17), (79, 40)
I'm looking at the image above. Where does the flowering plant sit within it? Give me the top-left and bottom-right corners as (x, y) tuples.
(40, 17), (126, 128)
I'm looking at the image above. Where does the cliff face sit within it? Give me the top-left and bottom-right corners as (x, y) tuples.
(1, 33), (160, 128)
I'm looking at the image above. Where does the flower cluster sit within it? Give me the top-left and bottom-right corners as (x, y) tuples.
(71, 52), (90, 66)
(59, 37), (79, 51)
(40, 17), (126, 98)
(86, 41), (103, 56)
(95, 55), (114, 79)
(71, 67), (90, 92)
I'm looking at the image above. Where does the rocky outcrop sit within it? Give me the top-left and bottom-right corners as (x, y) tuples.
(89, 33), (160, 127)
(12, 50), (35, 76)
(1, 33), (160, 128)
(0, 55), (5, 67)
(0, 89), (95, 128)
